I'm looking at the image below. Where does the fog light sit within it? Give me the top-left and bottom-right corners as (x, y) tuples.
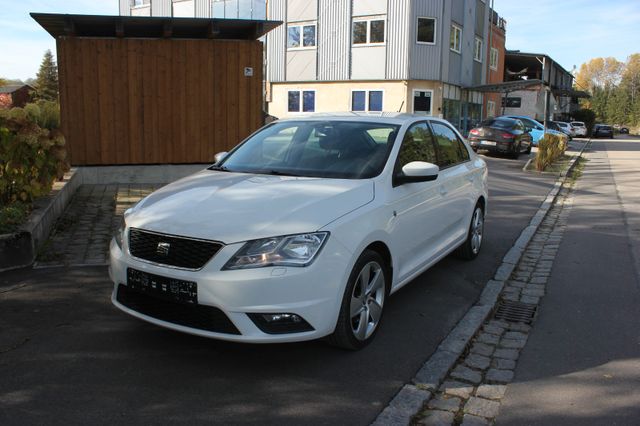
(262, 313), (303, 323)
(247, 312), (314, 334)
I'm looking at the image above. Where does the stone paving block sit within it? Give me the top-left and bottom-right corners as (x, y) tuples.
(416, 409), (455, 426)
(500, 338), (527, 349)
(522, 288), (545, 297)
(461, 413), (490, 425)
(372, 384), (432, 426)
(427, 394), (462, 412)
(520, 295), (540, 305)
(440, 380), (474, 399)
(477, 333), (499, 346)
(503, 331), (528, 341)
(414, 350), (460, 390)
(486, 369), (514, 384)
(451, 365), (482, 384)
(475, 384), (507, 400)
(502, 293), (520, 302)
(491, 358), (516, 370)
(487, 320), (509, 329)
(529, 277), (548, 285)
(464, 353), (491, 370)
(508, 323), (531, 332)
(481, 324), (504, 336)
(470, 343), (494, 357)
(464, 396), (500, 418)
(507, 280), (527, 288)
(493, 348), (519, 361)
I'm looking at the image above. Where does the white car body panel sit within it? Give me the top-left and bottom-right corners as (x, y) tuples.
(109, 113), (489, 343)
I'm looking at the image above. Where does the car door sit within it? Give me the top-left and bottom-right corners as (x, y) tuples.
(515, 117), (544, 143)
(386, 122), (446, 284)
(428, 121), (475, 248)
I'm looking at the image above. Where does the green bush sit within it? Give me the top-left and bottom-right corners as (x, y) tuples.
(0, 102), (69, 206)
(535, 134), (567, 172)
(0, 202), (30, 234)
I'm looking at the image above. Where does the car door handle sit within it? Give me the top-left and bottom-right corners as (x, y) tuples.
(439, 186), (448, 196)
(466, 175), (474, 182)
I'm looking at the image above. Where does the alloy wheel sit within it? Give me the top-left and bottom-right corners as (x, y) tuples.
(471, 207), (484, 254)
(349, 261), (385, 341)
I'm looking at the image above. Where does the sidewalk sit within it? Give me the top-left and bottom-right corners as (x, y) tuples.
(497, 138), (640, 424)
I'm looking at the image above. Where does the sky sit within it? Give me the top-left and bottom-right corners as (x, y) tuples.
(1, 0), (639, 81)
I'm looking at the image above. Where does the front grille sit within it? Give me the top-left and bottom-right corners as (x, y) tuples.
(128, 228), (222, 269)
(116, 284), (241, 335)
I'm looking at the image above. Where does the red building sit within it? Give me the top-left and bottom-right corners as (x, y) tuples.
(0, 84), (33, 108)
(484, 11), (506, 118)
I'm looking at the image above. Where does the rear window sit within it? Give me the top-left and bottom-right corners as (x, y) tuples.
(480, 118), (515, 129)
(571, 122), (585, 127)
(600, 125), (612, 130)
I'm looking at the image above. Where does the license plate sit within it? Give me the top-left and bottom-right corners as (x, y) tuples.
(127, 268), (197, 304)
(481, 140), (497, 146)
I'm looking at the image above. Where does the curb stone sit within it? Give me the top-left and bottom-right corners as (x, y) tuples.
(371, 140), (591, 425)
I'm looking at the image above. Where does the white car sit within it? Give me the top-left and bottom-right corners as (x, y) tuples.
(109, 114), (488, 349)
(555, 121), (575, 137)
(570, 121), (587, 137)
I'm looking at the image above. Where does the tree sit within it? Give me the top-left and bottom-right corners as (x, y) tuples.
(33, 50), (58, 102)
(575, 57), (623, 93)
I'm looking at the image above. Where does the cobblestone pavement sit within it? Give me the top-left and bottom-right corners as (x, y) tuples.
(35, 184), (160, 267)
(413, 176), (576, 425)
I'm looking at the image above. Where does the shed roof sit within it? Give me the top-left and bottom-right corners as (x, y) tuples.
(0, 84), (32, 94)
(30, 13), (280, 40)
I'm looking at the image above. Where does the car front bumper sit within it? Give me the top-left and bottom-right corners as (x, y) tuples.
(109, 236), (353, 343)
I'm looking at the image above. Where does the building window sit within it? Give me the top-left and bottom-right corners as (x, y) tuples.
(417, 17), (436, 44)
(474, 37), (483, 62)
(288, 90), (315, 112)
(132, 0), (146, 6)
(352, 19), (385, 45)
(450, 24), (462, 53)
(502, 97), (522, 108)
(487, 100), (496, 118)
(490, 47), (499, 71)
(351, 90), (383, 112)
(413, 90), (433, 115)
(288, 24), (316, 49)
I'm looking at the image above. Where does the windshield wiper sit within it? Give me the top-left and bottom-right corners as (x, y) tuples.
(209, 165), (230, 172)
(259, 169), (301, 177)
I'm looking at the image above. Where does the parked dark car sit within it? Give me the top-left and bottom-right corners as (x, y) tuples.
(593, 124), (614, 138)
(467, 117), (533, 158)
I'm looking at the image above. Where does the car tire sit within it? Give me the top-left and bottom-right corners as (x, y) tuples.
(525, 143), (532, 154)
(455, 203), (484, 260)
(327, 250), (389, 350)
(510, 143), (520, 159)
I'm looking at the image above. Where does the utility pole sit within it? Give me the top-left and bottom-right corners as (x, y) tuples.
(540, 56), (549, 133)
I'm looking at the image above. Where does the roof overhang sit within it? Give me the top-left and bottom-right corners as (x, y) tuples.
(551, 88), (591, 98)
(31, 13), (281, 40)
(466, 79), (544, 93)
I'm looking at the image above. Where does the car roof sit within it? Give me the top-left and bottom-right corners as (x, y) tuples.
(275, 112), (452, 126)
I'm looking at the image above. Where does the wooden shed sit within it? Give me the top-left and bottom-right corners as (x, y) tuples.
(31, 13), (280, 166)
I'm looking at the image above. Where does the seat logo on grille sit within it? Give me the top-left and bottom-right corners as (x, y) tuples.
(156, 242), (170, 256)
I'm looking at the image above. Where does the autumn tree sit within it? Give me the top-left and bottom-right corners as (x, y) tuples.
(33, 50), (59, 102)
(575, 57), (623, 93)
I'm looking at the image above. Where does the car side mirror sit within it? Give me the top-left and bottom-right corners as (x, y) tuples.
(394, 161), (439, 186)
(214, 151), (228, 163)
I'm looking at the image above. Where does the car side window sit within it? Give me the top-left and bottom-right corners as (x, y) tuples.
(430, 122), (469, 167)
(396, 122), (438, 169)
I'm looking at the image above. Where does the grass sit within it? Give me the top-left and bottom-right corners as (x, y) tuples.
(0, 202), (31, 234)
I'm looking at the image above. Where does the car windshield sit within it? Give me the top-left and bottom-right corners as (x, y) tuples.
(480, 118), (515, 129)
(215, 120), (401, 179)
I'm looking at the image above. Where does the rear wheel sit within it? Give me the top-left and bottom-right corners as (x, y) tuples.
(510, 142), (521, 159)
(328, 250), (388, 350)
(456, 204), (484, 260)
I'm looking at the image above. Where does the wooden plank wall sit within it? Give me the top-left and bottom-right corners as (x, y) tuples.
(57, 37), (263, 165)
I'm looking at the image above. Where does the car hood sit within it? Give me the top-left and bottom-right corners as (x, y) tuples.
(126, 170), (374, 243)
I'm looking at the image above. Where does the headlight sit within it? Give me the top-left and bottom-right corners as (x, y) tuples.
(223, 232), (329, 270)
(113, 216), (125, 250)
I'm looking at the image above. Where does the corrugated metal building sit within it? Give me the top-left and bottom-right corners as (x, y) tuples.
(265, 0), (491, 132)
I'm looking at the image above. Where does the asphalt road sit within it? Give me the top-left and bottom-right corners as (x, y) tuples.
(0, 150), (558, 426)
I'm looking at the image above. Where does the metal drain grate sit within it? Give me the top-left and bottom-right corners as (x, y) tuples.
(493, 300), (537, 324)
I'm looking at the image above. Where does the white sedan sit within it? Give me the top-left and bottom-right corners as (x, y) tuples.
(110, 114), (488, 350)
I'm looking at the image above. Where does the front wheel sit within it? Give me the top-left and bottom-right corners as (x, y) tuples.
(328, 250), (388, 350)
(456, 204), (484, 260)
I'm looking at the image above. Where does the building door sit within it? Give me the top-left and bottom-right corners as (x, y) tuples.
(413, 90), (432, 115)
